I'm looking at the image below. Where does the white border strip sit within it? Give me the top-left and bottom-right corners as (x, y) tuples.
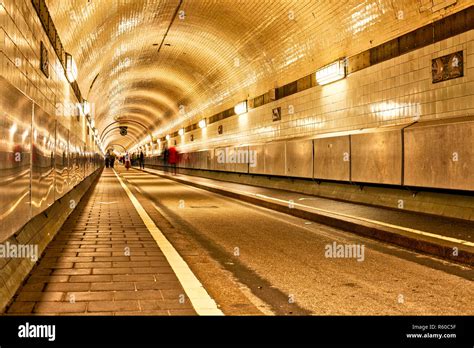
(113, 169), (224, 316)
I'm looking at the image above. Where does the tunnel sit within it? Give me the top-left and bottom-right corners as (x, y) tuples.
(0, 0), (473, 345)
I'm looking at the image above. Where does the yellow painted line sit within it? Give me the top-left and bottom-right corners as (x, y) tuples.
(141, 168), (474, 248)
(113, 169), (224, 316)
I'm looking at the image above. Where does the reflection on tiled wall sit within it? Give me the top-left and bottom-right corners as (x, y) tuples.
(0, 0), (101, 240)
(0, 0), (86, 140)
(177, 29), (474, 153)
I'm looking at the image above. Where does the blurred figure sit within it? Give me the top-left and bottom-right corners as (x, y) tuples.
(168, 145), (178, 175)
(124, 152), (131, 170)
(110, 153), (116, 168)
(105, 151), (110, 168)
(139, 151), (145, 169)
(163, 143), (169, 172)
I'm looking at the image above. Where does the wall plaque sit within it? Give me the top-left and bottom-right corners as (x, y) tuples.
(432, 51), (463, 83)
(272, 107), (282, 121)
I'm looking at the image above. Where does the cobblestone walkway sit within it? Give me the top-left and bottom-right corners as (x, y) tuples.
(7, 169), (196, 315)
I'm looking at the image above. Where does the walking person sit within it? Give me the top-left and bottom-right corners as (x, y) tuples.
(168, 145), (178, 175)
(105, 152), (110, 168)
(110, 153), (116, 168)
(139, 151), (145, 169)
(124, 152), (131, 170)
(163, 143), (169, 172)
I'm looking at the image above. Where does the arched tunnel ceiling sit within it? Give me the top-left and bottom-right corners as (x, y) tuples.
(46, 0), (471, 150)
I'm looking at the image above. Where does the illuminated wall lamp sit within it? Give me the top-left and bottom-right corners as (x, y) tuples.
(198, 119), (207, 129)
(83, 100), (91, 115)
(316, 59), (346, 85)
(234, 101), (248, 115)
(166, 134), (170, 141)
(65, 53), (78, 83)
(178, 128), (184, 136)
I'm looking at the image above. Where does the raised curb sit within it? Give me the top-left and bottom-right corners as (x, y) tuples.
(137, 167), (474, 266)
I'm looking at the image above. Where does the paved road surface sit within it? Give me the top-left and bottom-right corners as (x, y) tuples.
(119, 168), (474, 315)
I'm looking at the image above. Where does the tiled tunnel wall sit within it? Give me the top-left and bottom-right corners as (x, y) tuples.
(168, 29), (474, 151)
(145, 28), (474, 220)
(145, 29), (474, 190)
(0, 0), (104, 312)
(0, 0), (103, 242)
